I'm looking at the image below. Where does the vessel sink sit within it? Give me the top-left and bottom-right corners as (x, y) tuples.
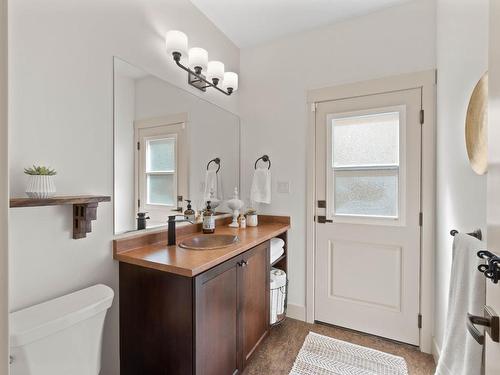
(179, 234), (239, 250)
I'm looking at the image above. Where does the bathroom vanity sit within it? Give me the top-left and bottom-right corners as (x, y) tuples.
(113, 215), (290, 375)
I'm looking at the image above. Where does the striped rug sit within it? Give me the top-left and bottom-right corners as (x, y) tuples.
(290, 332), (409, 375)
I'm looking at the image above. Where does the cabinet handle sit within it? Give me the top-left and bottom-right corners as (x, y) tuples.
(239, 260), (248, 268)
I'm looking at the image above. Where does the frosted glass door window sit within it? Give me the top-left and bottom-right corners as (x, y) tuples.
(145, 136), (176, 206)
(331, 111), (401, 218)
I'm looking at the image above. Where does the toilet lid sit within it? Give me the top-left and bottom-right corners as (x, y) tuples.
(9, 284), (113, 348)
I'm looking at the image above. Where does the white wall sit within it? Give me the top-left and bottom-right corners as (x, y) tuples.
(114, 71), (136, 234)
(434, 0), (489, 353)
(8, 0), (239, 374)
(239, 0), (436, 314)
(0, 0), (7, 372)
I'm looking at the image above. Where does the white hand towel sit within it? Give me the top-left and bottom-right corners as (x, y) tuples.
(250, 167), (271, 204)
(435, 233), (485, 375)
(204, 169), (218, 201)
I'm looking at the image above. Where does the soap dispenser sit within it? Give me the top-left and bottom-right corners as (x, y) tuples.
(184, 200), (195, 222)
(202, 201), (215, 234)
(136, 212), (150, 230)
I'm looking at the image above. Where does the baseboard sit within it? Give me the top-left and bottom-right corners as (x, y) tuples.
(431, 336), (441, 364)
(287, 303), (306, 321)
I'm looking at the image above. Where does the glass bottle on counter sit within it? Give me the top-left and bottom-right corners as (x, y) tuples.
(202, 201), (215, 234)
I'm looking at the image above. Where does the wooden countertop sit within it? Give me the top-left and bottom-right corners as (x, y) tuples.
(113, 216), (290, 277)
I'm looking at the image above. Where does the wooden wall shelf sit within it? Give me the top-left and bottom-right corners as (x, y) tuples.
(10, 195), (111, 239)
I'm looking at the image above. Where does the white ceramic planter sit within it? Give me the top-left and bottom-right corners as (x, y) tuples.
(26, 175), (56, 199)
(246, 214), (258, 227)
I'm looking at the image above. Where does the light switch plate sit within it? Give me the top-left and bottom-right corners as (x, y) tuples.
(277, 181), (291, 194)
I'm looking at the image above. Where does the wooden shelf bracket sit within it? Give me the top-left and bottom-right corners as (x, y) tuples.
(10, 195), (111, 239)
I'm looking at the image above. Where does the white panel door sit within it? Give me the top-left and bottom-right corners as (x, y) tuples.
(314, 88), (422, 345)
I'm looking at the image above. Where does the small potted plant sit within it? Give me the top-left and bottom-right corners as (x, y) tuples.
(24, 165), (57, 199)
(246, 208), (258, 227)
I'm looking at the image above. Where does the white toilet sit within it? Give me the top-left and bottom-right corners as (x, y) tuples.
(9, 284), (114, 375)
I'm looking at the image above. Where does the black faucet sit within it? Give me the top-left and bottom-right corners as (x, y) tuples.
(167, 215), (195, 246)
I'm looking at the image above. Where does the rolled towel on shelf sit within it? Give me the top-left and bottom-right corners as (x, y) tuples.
(270, 237), (285, 264)
(271, 237), (285, 250)
(270, 248), (284, 264)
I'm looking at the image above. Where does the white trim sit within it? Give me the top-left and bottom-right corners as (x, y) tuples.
(306, 70), (436, 354)
(287, 303), (306, 321)
(0, 0), (7, 372)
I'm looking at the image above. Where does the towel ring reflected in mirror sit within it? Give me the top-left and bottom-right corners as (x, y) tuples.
(206, 157), (221, 173)
(255, 155), (271, 170)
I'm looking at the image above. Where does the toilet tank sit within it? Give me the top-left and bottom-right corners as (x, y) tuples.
(9, 284), (114, 375)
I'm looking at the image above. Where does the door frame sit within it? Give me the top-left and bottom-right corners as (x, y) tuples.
(305, 70), (436, 353)
(0, 0), (8, 372)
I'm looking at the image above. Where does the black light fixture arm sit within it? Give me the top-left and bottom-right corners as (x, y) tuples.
(172, 52), (233, 96)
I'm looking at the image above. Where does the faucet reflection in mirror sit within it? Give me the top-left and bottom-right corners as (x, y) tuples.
(165, 30), (239, 96)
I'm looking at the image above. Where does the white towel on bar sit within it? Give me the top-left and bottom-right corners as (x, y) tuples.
(204, 169), (218, 201)
(435, 233), (486, 375)
(250, 167), (271, 204)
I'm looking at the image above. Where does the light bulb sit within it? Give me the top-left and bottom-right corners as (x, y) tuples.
(207, 61), (224, 85)
(188, 47), (208, 73)
(222, 72), (238, 93)
(165, 30), (188, 57)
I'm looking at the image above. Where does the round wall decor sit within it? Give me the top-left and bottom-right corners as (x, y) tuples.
(465, 72), (488, 175)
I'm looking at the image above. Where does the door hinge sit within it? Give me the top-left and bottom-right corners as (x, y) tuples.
(418, 314), (422, 329)
(137, 141), (140, 150)
(138, 199), (140, 209)
(316, 215), (333, 224)
(420, 109), (424, 125)
(435, 70), (438, 85)
(419, 212), (423, 227)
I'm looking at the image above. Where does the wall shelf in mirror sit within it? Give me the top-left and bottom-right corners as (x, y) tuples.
(10, 195), (111, 239)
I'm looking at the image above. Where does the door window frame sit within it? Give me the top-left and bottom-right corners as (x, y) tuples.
(325, 105), (407, 226)
(134, 113), (189, 225)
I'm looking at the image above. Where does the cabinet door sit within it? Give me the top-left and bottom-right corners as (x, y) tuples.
(239, 241), (270, 366)
(195, 256), (241, 375)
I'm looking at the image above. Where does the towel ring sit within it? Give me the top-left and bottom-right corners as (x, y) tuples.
(206, 158), (221, 173)
(254, 155), (271, 170)
(450, 228), (483, 240)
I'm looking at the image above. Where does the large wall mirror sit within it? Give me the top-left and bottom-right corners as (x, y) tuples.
(114, 57), (240, 234)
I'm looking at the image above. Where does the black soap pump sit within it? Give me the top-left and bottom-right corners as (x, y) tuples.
(184, 200), (195, 222)
(137, 212), (150, 230)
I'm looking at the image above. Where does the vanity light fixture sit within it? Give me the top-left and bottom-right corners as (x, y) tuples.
(165, 30), (238, 96)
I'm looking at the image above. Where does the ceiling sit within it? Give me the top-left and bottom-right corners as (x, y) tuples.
(189, 0), (413, 48)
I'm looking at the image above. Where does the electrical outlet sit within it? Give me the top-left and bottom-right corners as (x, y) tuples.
(277, 181), (291, 194)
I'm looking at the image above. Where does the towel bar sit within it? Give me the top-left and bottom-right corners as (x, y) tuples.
(206, 157), (221, 173)
(254, 155), (271, 170)
(450, 228), (482, 240)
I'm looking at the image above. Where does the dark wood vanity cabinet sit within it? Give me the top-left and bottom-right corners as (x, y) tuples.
(120, 240), (270, 375)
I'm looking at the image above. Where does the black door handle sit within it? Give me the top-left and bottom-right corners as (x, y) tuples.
(466, 306), (499, 345)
